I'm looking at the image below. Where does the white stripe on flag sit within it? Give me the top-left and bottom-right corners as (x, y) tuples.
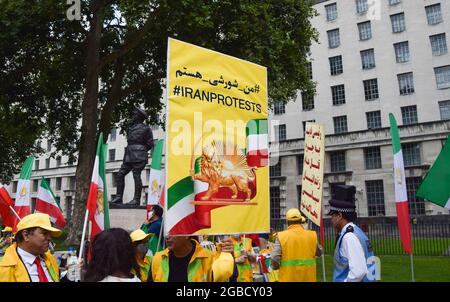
(393, 151), (408, 202)
(166, 193), (195, 231)
(247, 134), (268, 152)
(15, 179), (31, 206)
(37, 186), (54, 204)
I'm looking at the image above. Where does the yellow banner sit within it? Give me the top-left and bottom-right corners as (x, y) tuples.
(300, 122), (325, 226)
(165, 38), (269, 236)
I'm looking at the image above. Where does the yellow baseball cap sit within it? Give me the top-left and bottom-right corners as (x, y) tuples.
(2, 226), (13, 232)
(286, 208), (305, 222)
(16, 213), (62, 237)
(212, 252), (235, 282)
(130, 229), (152, 242)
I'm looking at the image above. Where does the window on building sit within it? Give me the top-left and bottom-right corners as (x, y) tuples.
(390, 13), (406, 33)
(110, 127), (117, 142)
(274, 101), (286, 115)
(302, 120), (316, 137)
(56, 156), (62, 167)
(363, 79), (379, 101)
(364, 147), (382, 169)
(394, 41), (410, 63)
(330, 151), (346, 172)
(425, 3), (442, 25)
(297, 154), (304, 175)
(112, 172), (118, 188)
(45, 158), (50, 169)
(406, 177), (426, 215)
(34, 160), (40, 171)
(32, 179), (39, 192)
(31, 198), (36, 213)
(270, 161), (281, 177)
(430, 33), (448, 56)
(270, 187), (281, 220)
(389, 0), (401, 5)
(109, 149), (116, 162)
(360, 49), (375, 70)
(402, 143), (421, 166)
(327, 29), (340, 48)
(331, 84), (346, 106)
(366, 180), (385, 216)
(434, 66), (450, 89)
(274, 124), (287, 141)
(306, 62), (313, 80)
(325, 3), (338, 21)
(69, 176), (76, 190)
(56, 177), (62, 191)
(358, 21), (372, 41)
(398, 72), (415, 95)
(329, 55), (343, 75)
(439, 100), (450, 120)
(302, 92), (314, 111)
(366, 110), (382, 129)
(356, 0), (368, 14)
(401, 105), (418, 125)
(333, 115), (348, 134)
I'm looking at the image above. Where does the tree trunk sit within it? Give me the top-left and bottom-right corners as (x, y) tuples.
(99, 57), (125, 144)
(67, 0), (105, 245)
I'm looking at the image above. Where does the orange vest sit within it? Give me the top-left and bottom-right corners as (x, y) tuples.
(277, 224), (317, 282)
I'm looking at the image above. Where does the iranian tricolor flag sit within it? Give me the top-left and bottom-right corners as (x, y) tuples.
(165, 159), (208, 235)
(389, 113), (412, 254)
(147, 139), (164, 215)
(86, 133), (110, 239)
(417, 134), (450, 210)
(36, 177), (66, 228)
(14, 156), (35, 223)
(246, 119), (268, 167)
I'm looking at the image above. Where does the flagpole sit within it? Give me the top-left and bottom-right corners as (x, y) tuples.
(410, 252), (415, 282)
(78, 209), (89, 262)
(156, 210), (164, 252)
(9, 205), (21, 221)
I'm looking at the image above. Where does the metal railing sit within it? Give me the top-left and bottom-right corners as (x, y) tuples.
(271, 216), (450, 256)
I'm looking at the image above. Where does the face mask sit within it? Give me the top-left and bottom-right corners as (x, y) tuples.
(137, 243), (148, 254)
(147, 211), (154, 220)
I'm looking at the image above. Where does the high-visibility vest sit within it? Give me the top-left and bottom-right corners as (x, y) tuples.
(277, 224), (317, 282)
(151, 241), (214, 282)
(136, 255), (152, 282)
(232, 237), (254, 282)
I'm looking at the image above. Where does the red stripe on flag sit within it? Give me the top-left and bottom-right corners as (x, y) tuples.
(396, 201), (412, 254)
(35, 199), (66, 228)
(247, 150), (268, 167)
(86, 182), (99, 221)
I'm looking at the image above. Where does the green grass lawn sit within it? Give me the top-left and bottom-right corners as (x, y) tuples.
(316, 255), (450, 282)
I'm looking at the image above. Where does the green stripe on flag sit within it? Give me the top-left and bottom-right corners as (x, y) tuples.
(168, 177), (194, 210)
(19, 156), (34, 179)
(98, 132), (110, 229)
(151, 140), (164, 170)
(246, 119), (268, 136)
(416, 135), (450, 209)
(389, 113), (401, 154)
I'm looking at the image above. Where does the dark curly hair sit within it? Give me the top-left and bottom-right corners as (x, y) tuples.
(84, 228), (140, 282)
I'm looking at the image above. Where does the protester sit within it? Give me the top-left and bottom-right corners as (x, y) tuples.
(0, 213), (61, 282)
(148, 235), (237, 282)
(328, 185), (374, 282)
(0, 226), (14, 258)
(230, 234), (256, 282)
(84, 228), (141, 282)
(130, 229), (152, 282)
(141, 204), (164, 254)
(270, 208), (320, 282)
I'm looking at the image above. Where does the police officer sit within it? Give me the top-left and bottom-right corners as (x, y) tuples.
(328, 185), (374, 282)
(111, 107), (154, 205)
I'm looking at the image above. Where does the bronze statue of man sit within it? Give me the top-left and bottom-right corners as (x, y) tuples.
(111, 107), (154, 205)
